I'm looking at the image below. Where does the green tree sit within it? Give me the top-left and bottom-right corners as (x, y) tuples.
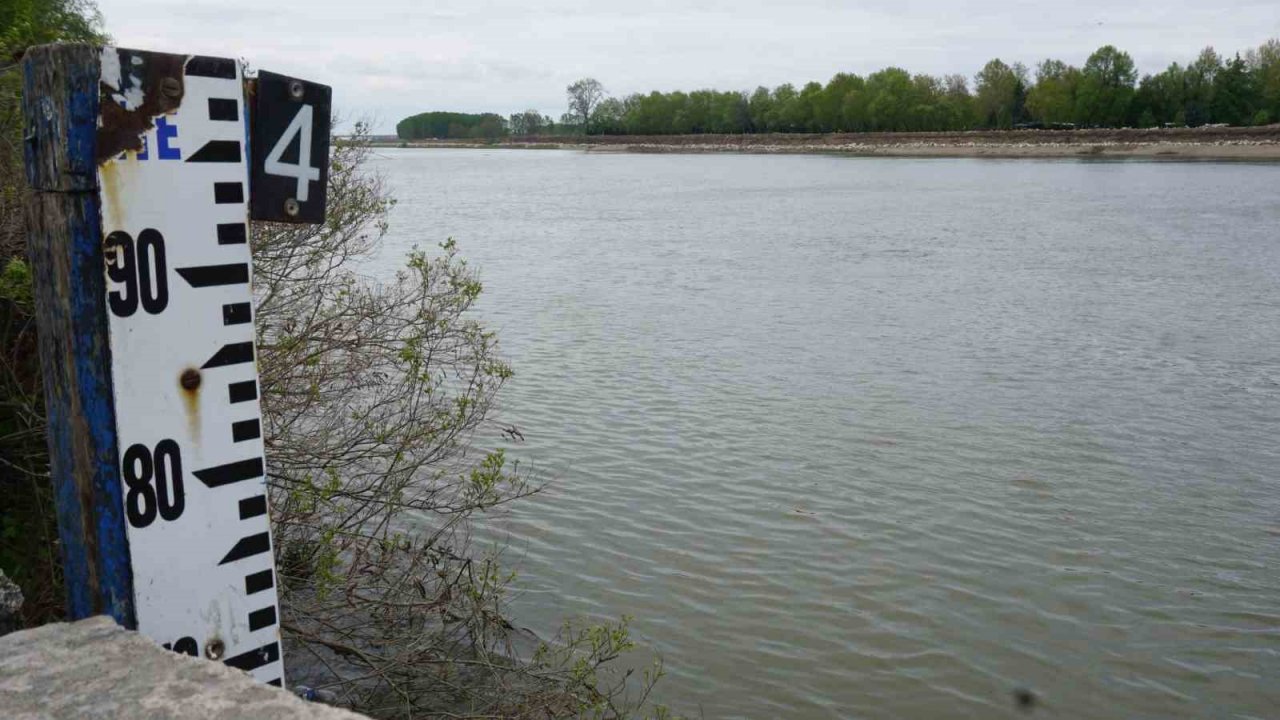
(591, 96), (626, 134)
(907, 74), (943, 131)
(566, 77), (605, 134)
(536, 37), (1278, 137)
(633, 91), (672, 134)
(1246, 39), (1280, 123)
(864, 67), (917, 131)
(1133, 63), (1186, 126)
(508, 109), (544, 136)
(975, 59), (1028, 128)
(747, 86), (773, 132)
(1073, 45), (1137, 126)
(727, 91), (752, 132)
(938, 74), (976, 129)
(766, 83), (800, 131)
(840, 77), (870, 131)
(796, 81), (823, 131)
(1025, 59), (1080, 123)
(397, 112), (508, 140)
(706, 90), (749, 133)
(1211, 54), (1256, 124)
(1182, 47), (1222, 125)
(377, 43), (1280, 706)
(474, 114), (506, 139)
(0, 0), (104, 53)
(666, 90), (692, 133)
(814, 74), (853, 131)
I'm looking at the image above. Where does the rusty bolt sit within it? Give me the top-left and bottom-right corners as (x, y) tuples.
(284, 198), (300, 217)
(205, 638), (225, 661)
(180, 368), (201, 391)
(288, 79), (305, 101)
(160, 77), (182, 99)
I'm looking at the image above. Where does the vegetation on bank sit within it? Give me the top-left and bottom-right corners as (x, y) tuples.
(397, 109), (584, 140)
(398, 40), (1280, 139)
(256, 126), (670, 719)
(2, 2), (673, 718)
(396, 111), (509, 140)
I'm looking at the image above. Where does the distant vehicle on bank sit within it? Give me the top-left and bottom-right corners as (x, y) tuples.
(1012, 122), (1078, 130)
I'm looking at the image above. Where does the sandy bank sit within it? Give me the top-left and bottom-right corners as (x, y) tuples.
(379, 126), (1280, 161)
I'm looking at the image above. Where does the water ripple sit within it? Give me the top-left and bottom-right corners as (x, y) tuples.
(370, 150), (1280, 719)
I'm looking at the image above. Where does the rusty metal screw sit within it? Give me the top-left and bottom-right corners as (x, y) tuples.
(204, 638), (225, 661)
(160, 77), (182, 99)
(180, 368), (201, 391)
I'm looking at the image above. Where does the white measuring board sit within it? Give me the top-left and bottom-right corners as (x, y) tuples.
(98, 49), (284, 686)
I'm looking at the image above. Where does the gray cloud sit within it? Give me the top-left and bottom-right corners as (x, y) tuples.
(98, 0), (1279, 132)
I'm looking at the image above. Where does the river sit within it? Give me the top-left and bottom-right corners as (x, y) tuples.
(366, 148), (1280, 719)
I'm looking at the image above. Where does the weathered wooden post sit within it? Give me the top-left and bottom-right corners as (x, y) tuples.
(22, 43), (133, 628)
(21, 43), (330, 686)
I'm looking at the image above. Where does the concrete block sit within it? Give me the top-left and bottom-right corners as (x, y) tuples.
(0, 617), (368, 719)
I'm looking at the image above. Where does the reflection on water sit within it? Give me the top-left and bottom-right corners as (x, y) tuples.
(369, 149), (1280, 719)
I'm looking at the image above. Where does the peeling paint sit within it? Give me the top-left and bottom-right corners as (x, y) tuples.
(96, 48), (186, 163)
(97, 159), (126, 233)
(98, 47), (144, 110)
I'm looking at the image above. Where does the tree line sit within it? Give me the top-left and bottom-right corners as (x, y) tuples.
(396, 111), (508, 140)
(581, 41), (1279, 135)
(397, 109), (583, 139)
(398, 40), (1280, 139)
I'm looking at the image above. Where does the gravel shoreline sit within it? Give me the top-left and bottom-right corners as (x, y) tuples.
(377, 127), (1280, 161)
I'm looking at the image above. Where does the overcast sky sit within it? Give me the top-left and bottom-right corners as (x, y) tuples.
(97, 0), (1278, 133)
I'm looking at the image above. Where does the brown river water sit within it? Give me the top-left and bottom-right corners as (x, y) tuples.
(368, 149), (1280, 719)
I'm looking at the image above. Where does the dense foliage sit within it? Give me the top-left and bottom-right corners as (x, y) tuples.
(584, 41), (1279, 135)
(397, 109), (585, 140)
(395, 111), (508, 140)
(0, 0), (103, 51)
(259, 127), (669, 719)
(400, 40), (1280, 138)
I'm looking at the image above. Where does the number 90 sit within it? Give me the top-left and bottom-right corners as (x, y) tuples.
(106, 229), (169, 317)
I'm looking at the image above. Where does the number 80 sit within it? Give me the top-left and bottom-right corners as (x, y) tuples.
(123, 439), (185, 528)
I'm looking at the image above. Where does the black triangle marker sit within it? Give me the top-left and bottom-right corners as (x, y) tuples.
(186, 140), (241, 163)
(177, 263), (248, 288)
(195, 457), (263, 488)
(219, 532), (271, 565)
(202, 342), (253, 369)
(224, 641), (279, 671)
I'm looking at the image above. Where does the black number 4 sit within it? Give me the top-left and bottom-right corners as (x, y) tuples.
(123, 439), (185, 528)
(106, 229), (169, 317)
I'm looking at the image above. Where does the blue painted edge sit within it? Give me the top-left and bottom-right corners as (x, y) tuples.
(74, 189), (135, 628)
(24, 45), (136, 628)
(75, 50), (135, 629)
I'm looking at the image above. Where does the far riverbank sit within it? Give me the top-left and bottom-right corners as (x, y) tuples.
(375, 126), (1280, 161)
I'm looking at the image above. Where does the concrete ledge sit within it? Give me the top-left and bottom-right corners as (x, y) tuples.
(0, 617), (367, 719)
